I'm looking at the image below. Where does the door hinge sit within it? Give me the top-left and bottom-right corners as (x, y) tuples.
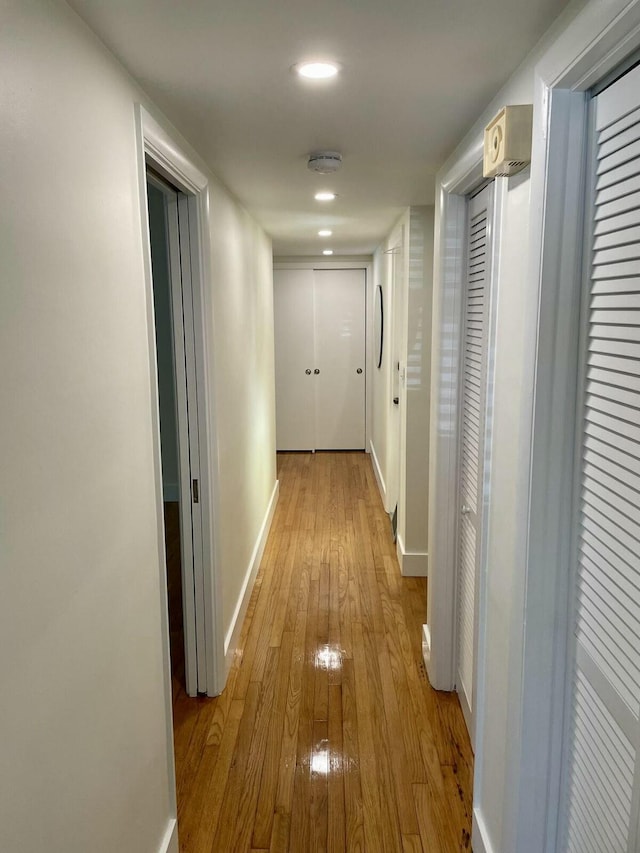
(192, 479), (199, 504)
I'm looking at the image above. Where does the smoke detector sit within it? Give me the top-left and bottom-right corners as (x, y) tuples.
(307, 151), (343, 174)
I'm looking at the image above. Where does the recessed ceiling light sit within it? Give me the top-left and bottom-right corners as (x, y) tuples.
(294, 61), (340, 80)
(323, 249), (334, 256)
(318, 229), (332, 237)
(315, 192), (336, 201)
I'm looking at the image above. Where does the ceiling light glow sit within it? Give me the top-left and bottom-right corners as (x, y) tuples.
(315, 192), (336, 201)
(323, 249), (334, 256)
(295, 61), (340, 80)
(318, 229), (332, 237)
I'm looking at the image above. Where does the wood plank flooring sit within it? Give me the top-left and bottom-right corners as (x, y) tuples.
(171, 451), (473, 852)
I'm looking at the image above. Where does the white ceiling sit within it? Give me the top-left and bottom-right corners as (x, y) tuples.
(69, 0), (572, 256)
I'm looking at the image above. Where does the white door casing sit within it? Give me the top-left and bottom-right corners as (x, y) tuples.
(137, 104), (226, 704)
(559, 62), (640, 853)
(456, 183), (493, 744)
(273, 267), (366, 451)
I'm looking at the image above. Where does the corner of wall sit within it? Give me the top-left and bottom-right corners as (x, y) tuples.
(396, 533), (428, 577)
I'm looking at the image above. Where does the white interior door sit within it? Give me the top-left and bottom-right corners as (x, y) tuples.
(273, 269), (316, 450)
(273, 268), (366, 451)
(314, 269), (366, 450)
(456, 183), (493, 744)
(559, 63), (640, 852)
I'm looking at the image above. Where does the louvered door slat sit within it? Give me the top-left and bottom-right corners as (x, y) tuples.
(599, 105), (640, 144)
(562, 62), (640, 853)
(593, 225), (640, 250)
(595, 209), (640, 236)
(599, 119), (640, 159)
(596, 140), (640, 180)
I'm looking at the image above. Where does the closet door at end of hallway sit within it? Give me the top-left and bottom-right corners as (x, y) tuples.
(314, 268), (366, 450)
(560, 62), (640, 853)
(273, 269), (315, 450)
(456, 183), (492, 746)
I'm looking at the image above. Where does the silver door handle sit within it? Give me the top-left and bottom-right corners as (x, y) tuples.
(461, 505), (471, 515)
(314, 369), (320, 375)
(305, 369), (312, 375)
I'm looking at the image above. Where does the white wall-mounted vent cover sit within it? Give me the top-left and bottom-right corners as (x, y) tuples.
(483, 105), (533, 178)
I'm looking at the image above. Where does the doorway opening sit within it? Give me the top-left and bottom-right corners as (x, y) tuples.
(146, 169), (208, 699)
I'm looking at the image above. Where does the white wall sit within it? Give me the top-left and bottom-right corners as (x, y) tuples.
(212, 198), (277, 635)
(370, 243), (392, 500)
(397, 207), (433, 576)
(371, 208), (433, 577)
(370, 213), (407, 511)
(0, 1), (276, 851)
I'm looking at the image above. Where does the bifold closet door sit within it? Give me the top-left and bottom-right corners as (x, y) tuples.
(273, 269), (315, 451)
(560, 62), (640, 852)
(456, 183), (492, 744)
(314, 269), (366, 450)
(274, 268), (366, 451)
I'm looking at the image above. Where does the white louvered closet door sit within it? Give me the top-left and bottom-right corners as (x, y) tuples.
(456, 183), (493, 744)
(561, 62), (640, 853)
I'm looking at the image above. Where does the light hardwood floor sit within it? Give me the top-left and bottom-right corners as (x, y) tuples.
(171, 451), (473, 852)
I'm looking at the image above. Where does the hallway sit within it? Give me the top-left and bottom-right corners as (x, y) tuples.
(172, 451), (473, 852)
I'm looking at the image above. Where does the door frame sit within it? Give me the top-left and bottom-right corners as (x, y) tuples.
(425, 155), (503, 693)
(273, 259), (374, 453)
(454, 181), (496, 749)
(146, 173), (206, 697)
(135, 104), (225, 705)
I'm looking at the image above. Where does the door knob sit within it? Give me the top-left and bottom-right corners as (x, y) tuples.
(461, 505), (471, 515)
(314, 369), (320, 375)
(356, 368), (363, 374)
(305, 369), (312, 375)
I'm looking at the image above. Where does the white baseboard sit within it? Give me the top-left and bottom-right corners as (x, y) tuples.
(472, 808), (495, 853)
(422, 623), (431, 672)
(224, 479), (280, 674)
(396, 533), (428, 577)
(163, 482), (179, 502)
(158, 819), (178, 853)
(422, 623), (454, 692)
(369, 440), (387, 507)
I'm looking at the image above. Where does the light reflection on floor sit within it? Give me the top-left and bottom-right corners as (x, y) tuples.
(311, 742), (330, 776)
(309, 646), (345, 777)
(314, 644), (342, 671)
